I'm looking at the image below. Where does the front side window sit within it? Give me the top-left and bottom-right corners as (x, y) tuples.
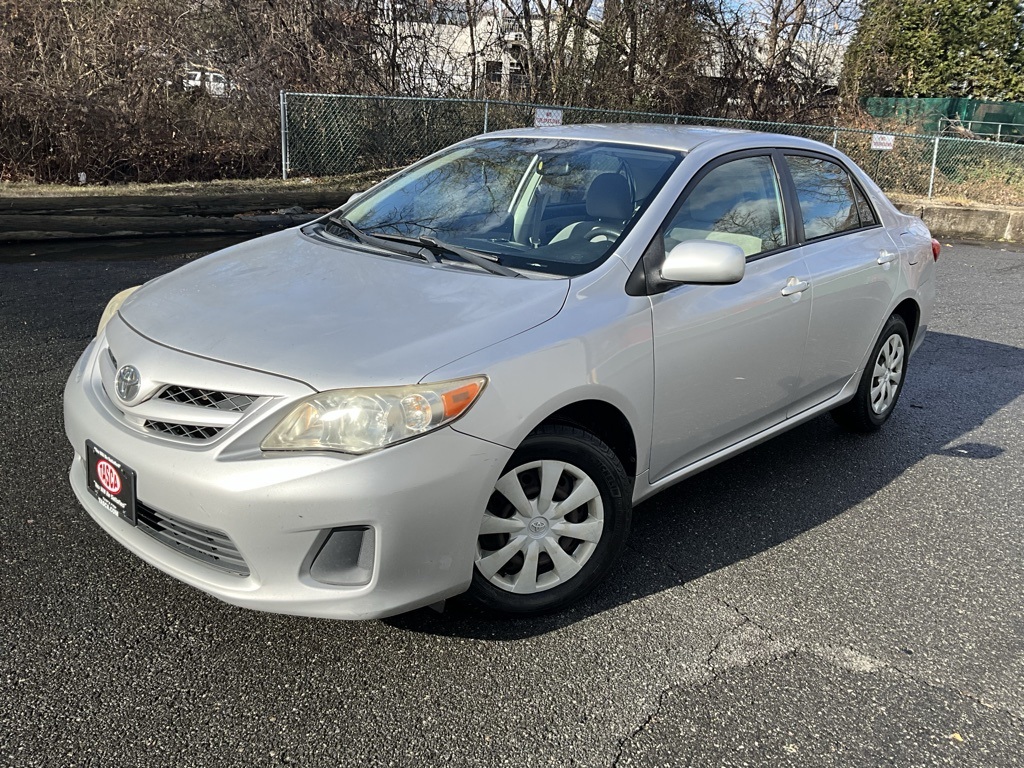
(663, 155), (786, 258)
(341, 138), (681, 277)
(786, 155), (865, 239)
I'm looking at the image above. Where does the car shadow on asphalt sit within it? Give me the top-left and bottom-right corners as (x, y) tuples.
(384, 331), (1024, 639)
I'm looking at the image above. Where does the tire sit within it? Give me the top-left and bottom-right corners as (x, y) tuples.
(831, 314), (910, 433)
(467, 424), (632, 615)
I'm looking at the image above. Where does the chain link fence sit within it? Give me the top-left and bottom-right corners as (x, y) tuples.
(281, 93), (1024, 205)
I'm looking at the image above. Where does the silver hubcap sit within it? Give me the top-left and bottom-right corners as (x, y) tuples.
(475, 460), (605, 594)
(870, 334), (905, 414)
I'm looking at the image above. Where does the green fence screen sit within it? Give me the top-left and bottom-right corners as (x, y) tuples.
(864, 96), (1024, 141)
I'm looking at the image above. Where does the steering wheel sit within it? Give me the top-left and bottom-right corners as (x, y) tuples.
(584, 227), (622, 242)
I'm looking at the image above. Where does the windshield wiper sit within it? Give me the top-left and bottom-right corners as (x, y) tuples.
(323, 216), (436, 263)
(325, 219), (523, 278)
(376, 233), (524, 278)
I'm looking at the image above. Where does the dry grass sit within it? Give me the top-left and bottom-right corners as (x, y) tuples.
(890, 192), (989, 208)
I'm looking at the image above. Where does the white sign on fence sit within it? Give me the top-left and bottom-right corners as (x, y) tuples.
(870, 133), (896, 151)
(534, 108), (563, 128)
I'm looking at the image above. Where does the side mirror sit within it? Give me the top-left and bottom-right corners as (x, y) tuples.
(346, 191), (364, 205)
(661, 240), (746, 285)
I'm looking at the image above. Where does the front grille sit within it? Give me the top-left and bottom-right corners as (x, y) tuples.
(158, 385), (258, 413)
(144, 420), (223, 440)
(136, 501), (249, 576)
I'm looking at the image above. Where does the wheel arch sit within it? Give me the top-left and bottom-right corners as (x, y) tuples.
(530, 399), (638, 478)
(891, 297), (921, 346)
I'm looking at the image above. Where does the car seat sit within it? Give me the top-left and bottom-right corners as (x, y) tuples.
(549, 173), (632, 244)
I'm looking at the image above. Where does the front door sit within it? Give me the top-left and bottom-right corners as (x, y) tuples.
(649, 154), (811, 482)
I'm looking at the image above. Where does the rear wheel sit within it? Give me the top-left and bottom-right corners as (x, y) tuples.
(467, 424), (632, 615)
(832, 314), (909, 433)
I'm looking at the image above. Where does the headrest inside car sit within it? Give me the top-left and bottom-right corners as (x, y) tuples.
(586, 174), (632, 221)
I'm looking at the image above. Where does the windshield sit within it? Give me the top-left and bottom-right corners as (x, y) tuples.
(341, 137), (682, 277)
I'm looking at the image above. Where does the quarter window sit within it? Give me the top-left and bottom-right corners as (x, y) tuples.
(664, 156), (786, 258)
(851, 182), (878, 227)
(786, 155), (870, 239)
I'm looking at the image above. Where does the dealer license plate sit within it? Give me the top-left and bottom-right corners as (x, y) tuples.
(86, 440), (137, 525)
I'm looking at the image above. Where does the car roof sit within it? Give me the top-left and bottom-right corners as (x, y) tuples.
(481, 123), (831, 155)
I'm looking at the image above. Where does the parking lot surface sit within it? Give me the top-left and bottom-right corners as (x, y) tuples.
(1, 238), (1022, 767)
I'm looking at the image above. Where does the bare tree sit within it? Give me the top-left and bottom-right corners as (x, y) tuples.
(0, 0), (856, 182)
(0, 0), (384, 182)
(589, 0), (710, 112)
(698, 0), (856, 121)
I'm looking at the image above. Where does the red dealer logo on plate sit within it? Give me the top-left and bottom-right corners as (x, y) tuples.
(96, 459), (122, 495)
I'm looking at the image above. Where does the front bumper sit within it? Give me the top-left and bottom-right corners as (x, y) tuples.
(64, 337), (512, 620)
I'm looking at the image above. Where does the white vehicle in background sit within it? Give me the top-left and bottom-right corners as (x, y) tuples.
(182, 70), (232, 97)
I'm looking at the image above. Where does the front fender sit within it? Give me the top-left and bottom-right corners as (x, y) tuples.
(423, 261), (656, 475)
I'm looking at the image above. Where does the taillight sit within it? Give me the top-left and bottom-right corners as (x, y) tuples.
(931, 238), (941, 261)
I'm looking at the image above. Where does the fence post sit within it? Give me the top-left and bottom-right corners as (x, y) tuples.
(483, 100), (489, 133)
(279, 91), (289, 181)
(927, 134), (940, 198)
(832, 129), (838, 148)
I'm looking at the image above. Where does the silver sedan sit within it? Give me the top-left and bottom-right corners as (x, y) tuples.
(64, 124), (937, 619)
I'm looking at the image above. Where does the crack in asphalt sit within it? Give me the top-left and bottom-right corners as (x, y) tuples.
(608, 590), (788, 767)
(703, 590), (1024, 724)
(610, 684), (675, 768)
(608, 620), (1023, 765)
(604, 571), (1024, 764)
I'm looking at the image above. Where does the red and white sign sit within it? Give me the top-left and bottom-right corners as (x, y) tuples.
(96, 459), (122, 495)
(870, 133), (895, 151)
(534, 108), (563, 128)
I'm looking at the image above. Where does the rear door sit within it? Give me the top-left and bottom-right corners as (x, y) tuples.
(782, 152), (902, 415)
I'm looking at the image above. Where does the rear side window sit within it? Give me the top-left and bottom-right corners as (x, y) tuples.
(664, 155), (786, 258)
(786, 155), (867, 239)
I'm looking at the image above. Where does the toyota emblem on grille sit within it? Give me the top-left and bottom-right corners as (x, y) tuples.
(115, 365), (141, 402)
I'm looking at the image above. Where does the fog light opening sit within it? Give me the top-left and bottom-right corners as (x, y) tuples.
(309, 526), (375, 587)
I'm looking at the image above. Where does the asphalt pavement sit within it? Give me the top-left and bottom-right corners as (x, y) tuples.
(1, 238), (1022, 767)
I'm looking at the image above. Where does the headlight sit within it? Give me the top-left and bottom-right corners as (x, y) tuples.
(261, 376), (487, 455)
(97, 285), (141, 336)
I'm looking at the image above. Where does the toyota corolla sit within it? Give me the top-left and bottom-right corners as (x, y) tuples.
(64, 124), (937, 619)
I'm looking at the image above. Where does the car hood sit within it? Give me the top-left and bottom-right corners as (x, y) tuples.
(119, 229), (569, 391)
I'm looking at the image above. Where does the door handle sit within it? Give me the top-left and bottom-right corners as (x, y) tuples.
(781, 278), (810, 296)
(877, 250), (897, 265)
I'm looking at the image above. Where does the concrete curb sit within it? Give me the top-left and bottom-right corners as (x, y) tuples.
(893, 200), (1024, 242)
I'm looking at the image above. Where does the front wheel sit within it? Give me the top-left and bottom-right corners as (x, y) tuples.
(467, 425), (632, 615)
(831, 314), (910, 433)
